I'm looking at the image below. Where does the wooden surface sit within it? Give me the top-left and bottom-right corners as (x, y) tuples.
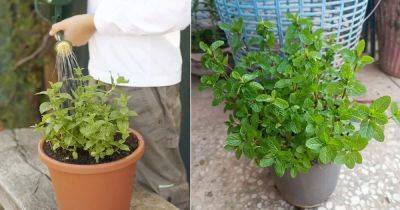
(0, 128), (178, 210)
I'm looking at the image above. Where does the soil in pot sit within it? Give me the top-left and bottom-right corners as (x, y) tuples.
(43, 133), (138, 164)
(273, 163), (341, 208)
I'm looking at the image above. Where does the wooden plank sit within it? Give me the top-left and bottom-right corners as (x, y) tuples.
(0, 129), (178, 210)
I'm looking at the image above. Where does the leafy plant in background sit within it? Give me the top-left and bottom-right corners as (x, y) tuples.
(35, 68), (137, 161)
(191, 0), (228, 52)
(200, 15), (400, 177)
(0, 0), (50, 128)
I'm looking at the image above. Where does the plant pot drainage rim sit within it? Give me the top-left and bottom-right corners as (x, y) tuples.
(38, 128), (144, 174)
(274, 186), (331, 208)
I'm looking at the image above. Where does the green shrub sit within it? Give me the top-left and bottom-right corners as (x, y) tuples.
(200, 15), (400, 177)
(35, 68), (137, 162)
(0, 1), (49, 128)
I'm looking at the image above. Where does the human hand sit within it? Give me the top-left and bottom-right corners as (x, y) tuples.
(49, 14), (95, 47)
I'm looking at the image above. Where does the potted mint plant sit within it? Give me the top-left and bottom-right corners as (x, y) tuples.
(199, 15), (400, 207)
(35, 68), (144, 210)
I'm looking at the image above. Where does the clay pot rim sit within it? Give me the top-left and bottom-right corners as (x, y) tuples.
(38, 128), (144, 174)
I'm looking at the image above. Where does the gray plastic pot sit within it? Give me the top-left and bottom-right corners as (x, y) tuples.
(272, 163), (341, 208)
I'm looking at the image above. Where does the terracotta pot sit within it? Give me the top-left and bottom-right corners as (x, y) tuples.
(272, 163), (341, 208)
(38, 129), (145, 210)
(375, 0), (400, 77)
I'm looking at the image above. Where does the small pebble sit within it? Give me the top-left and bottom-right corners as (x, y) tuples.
(393, 194), (400, 203)
(335, 205), (346, 210)
(206, 191), (213, 197)
(269, 192), (276, 199)
(326, 201), (333, 209)
(351, 196), (360, 205)
(378, 182), (384, 189)
(361, 185), (369, 195)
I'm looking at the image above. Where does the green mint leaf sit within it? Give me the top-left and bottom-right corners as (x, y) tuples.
(119, 144), (130, 151)
(72, 151), (78, 159)
(334, 152), (346, 164)
(391, 102), (400, 125)
(226, 133), (242, 146)
(371, 96), (391, 112)
(340, 63), (353, 79)
(256, 94), (273, 102)
(39, 102), (52, 114)
(259, 154), (274, 168)
(345, 151), (362, 168)
(116, 76), (129, 84)
(211, 40), (225, 51)
(274, 160), (286, 177)
(319, 146), (334, 164)
(250, 103), (261, 112)
(305, 137), (322, 151)
(361, 55), (374, 65)
(356, 39), (365, 56)
(351, 135), (369, 151)
(360, 120), (374, 139)
(243, 142), (256, 159)
(231, 71), (241, 80)
(391, 102), (399, 115)
(249, 81), (264, 90)
(305, 124), (315, 134)
(199, 41), (209, 52)
(371, 122), (384, 142)
(290, 168), (297, 178)
(275, 79), (291, 89)
(219, 23), (230, 31)
(347, 80), (366, 96)
(299, 31), (313, 45)
(242, 74), (258, 82)
(224, 145), (235, 151)
(273, 98), (289, 109)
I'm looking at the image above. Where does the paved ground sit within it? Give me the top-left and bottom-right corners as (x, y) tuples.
(191, 64), (400, 210)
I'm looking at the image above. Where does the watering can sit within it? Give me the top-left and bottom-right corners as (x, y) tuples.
(34, 0), (73, 42)
(34, 0), (89, 70)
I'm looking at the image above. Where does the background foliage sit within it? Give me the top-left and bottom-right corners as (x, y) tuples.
(191, 0), (227, 52)
(0, 0), (50, 128)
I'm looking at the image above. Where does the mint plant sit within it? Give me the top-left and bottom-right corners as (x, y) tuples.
(200, 15), (400, 177)
(35, 68), (137, 162)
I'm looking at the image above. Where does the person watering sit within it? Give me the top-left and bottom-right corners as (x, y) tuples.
(49, 1), (190, 209)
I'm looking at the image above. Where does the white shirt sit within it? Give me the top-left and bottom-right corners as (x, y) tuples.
(87, 0), (190, 87)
